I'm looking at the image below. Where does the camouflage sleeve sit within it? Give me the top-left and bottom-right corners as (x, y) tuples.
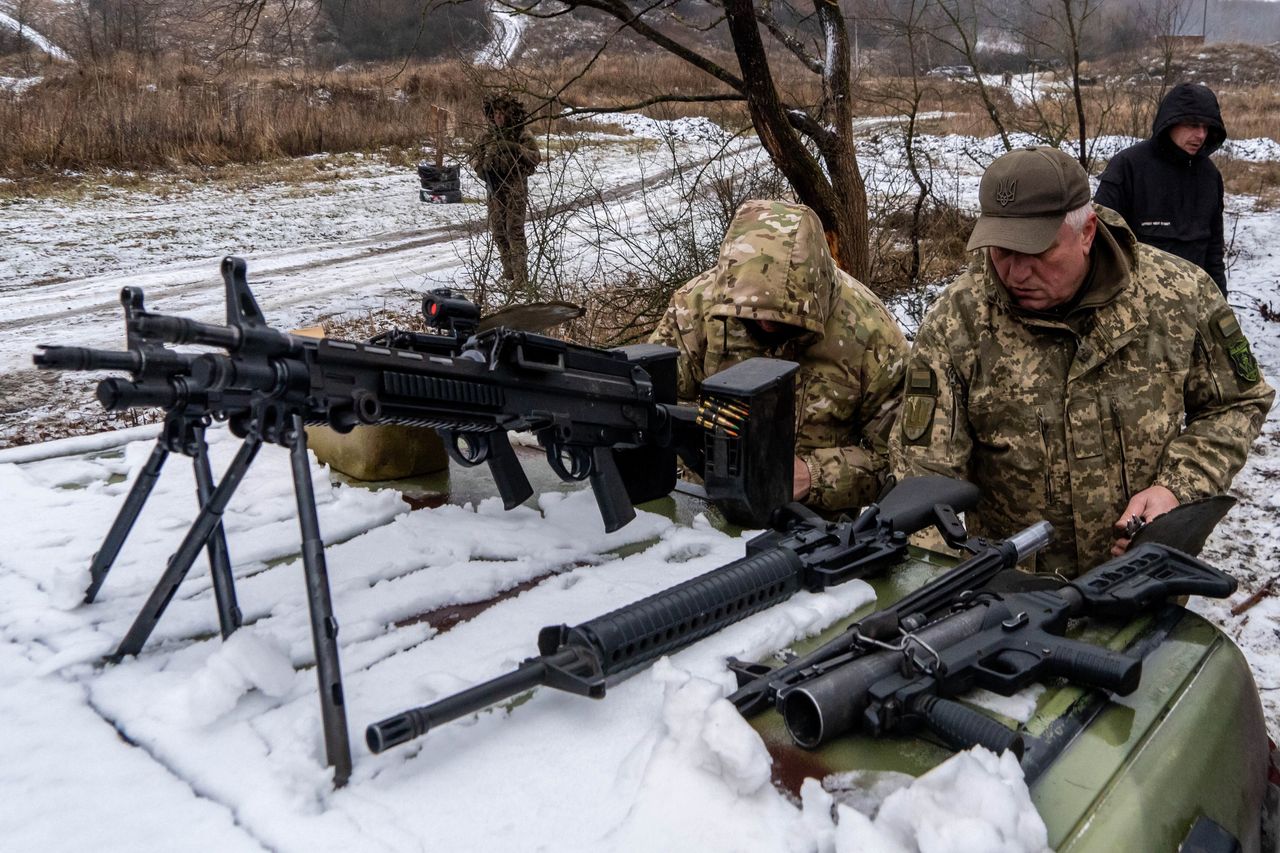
(803, 321), (909, 510)
(648, 299), (703, 402)
(889, 303), (974, 484)
(800, 445), (886, 511)
(1155, 279), (1275, 501)
(519, 135), (541, 172)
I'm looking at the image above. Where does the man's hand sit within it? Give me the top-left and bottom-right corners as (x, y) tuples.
(793, 456), (812, 502)
(1110, 484), (1180, 555)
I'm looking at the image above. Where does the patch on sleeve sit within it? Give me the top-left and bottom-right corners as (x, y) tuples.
(1210, 308), (1261, 386)
(901, 366), (938, 444)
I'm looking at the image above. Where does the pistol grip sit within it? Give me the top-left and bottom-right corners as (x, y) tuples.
(588, 447), (636, 533)
(487, 431), (534, 510)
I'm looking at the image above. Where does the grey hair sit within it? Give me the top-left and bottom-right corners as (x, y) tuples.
(1063, 202), (1095, 234)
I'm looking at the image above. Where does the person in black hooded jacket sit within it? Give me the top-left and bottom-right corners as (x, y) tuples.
(1095, 83), (1228, 294)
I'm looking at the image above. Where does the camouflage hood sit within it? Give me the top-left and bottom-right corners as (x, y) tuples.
(703, 200), (838, 338)
(650, 198), (910, 512)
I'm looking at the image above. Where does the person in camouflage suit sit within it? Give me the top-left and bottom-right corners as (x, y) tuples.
(892, 146), (1274, 577)
(470, 94), (540, 291)
(650, 199), (909, 512)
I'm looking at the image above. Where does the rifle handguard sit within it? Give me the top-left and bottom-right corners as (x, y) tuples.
(554, 546), (806, 676)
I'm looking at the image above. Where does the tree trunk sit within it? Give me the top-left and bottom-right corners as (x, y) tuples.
(721, 0), (870, 281)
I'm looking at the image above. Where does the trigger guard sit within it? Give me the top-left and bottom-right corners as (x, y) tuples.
(545, 443), (592, 482)
(444, 431), (490, 466)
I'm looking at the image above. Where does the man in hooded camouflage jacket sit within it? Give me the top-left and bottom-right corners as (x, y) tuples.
(650, 199), (909, 512)
(470, 94), (540, 292)
(892, 146), (1273, 577)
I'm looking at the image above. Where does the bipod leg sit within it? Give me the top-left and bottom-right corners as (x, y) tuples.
(85, 440), (169, 604)
(287, 414), (352, 787)
(113, 435), (263, 661)
(191, 424), (241, 639)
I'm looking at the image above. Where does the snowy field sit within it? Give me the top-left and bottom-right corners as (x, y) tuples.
(1, 118), (1278, 852)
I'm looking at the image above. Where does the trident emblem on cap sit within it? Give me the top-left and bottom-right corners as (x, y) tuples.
(995, 179), (1017, 207)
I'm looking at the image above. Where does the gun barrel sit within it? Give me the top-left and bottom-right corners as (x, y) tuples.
(366, 650), (580, 753)
(34, 345), (142, 373)
(97, 378), (181, 411)
(134, 315), (242, 350)
(368, 542), (812, 754)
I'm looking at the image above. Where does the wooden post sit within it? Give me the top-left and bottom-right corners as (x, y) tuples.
(430, 105), (451, 168)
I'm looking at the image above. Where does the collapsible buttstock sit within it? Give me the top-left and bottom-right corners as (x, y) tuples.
(1070, 543), (1237, 617)
(875, 475), (980, 535)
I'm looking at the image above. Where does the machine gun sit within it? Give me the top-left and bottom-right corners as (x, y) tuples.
(33, 256), (798, 786)
(364, 474), (981, 754)
(777, 544), (1237, 759)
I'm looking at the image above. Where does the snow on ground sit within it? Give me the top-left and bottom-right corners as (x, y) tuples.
(0, 427), (1051, 852)
(0, 115), (1277, 850)
(0, 126), (757, 360)
(0, 10), (71, 61)
(0, 73), (42, 94)
(474, 1), (528, 67)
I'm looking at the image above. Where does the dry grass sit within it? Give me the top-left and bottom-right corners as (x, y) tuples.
(0, 57), (483, 179)
(0, 36), (864, 187)
(1219, 160), (1280, 210)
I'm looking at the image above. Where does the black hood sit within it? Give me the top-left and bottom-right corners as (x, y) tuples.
(1152, 83), (1227, 158)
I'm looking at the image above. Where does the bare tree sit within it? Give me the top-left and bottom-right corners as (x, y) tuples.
(1139, 0), (1196, 94)
(862, 0), (935, 290)
(927, 0), (1013, 150)
(498, 0), (876, 280)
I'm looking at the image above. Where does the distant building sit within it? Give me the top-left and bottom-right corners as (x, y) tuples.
(1158, 35), (1206, 47)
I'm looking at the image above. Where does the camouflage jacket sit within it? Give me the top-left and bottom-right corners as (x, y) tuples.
(892, 205), (1274, 576)
(650, 199), (909, 512)
(469, 129), (539, 191)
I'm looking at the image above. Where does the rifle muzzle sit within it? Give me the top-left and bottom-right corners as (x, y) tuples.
(34, 345), (141, 373)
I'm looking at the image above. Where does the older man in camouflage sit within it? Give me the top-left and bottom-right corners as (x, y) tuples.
(651, 199), (909, 512)
(892, 146), (1273, 577)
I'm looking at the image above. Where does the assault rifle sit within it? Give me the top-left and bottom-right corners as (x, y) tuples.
(365, 474), (981, 754)
(33, 256), (799, 785)
(777, 544), (1237, 759)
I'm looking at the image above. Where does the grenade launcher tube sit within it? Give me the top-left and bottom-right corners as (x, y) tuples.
(781, 604), (991, 748)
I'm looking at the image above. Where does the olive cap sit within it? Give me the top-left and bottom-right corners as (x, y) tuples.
(967, 146), (1092, 254)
